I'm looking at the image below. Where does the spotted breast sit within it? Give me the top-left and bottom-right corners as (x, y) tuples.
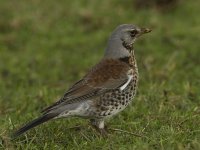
(87, 54), (139, 119)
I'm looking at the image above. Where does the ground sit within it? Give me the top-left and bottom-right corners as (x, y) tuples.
(0, 0), (200, 149)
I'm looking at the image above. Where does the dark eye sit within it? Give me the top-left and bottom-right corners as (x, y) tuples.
(130, 30), (138, 37)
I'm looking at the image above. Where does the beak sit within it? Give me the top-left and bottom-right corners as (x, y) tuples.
(140, 28), (152, 34)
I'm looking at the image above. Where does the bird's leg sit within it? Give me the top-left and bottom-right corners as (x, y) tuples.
(90, 119), (108, 137)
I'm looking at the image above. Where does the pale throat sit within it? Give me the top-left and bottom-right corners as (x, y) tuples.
(130, 49), (138, 75)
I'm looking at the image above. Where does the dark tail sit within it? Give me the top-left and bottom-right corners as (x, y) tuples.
(12, 113), (57, 138)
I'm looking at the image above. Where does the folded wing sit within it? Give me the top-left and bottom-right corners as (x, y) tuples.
(42, 59), (131, 114)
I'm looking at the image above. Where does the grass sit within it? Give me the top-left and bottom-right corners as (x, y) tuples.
(0, 0), (200, 149)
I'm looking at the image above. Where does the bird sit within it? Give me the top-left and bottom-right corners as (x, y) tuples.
(13, 24), (151, 137)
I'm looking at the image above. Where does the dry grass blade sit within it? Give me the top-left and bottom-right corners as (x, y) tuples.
(108, 128), (148, 138)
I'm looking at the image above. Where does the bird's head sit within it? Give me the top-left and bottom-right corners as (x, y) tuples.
(105, 24), (151, 58)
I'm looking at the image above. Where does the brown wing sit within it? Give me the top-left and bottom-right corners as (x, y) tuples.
(42, 58), (130, 113)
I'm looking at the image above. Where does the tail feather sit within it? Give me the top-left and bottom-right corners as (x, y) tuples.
(13, 113), (57, 138)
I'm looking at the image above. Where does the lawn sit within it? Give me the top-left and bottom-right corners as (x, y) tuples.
(0, 0), (200, 149)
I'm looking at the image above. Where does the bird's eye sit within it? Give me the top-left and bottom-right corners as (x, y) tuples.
(130, 30), (138, 37)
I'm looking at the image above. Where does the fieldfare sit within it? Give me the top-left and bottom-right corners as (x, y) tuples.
(13, 24), (151, 137)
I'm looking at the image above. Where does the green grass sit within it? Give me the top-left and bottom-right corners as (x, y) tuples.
(0, 0), (200, 149)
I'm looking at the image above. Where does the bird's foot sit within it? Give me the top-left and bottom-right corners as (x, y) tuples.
(91, 124), (109, 138)
(90, 119), (109, 137)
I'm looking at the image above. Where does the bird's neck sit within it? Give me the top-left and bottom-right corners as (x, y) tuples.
(104, 38), (131, 59)
(104, 38), (138, 74)
(119, 49), (138, 71)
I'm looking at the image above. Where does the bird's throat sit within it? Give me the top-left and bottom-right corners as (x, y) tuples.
(122, 41), (133, 52)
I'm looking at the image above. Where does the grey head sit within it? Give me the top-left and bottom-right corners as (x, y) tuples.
(104, 24), (151, 59)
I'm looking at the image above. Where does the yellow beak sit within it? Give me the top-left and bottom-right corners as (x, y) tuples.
(140, 28), (152, 34)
